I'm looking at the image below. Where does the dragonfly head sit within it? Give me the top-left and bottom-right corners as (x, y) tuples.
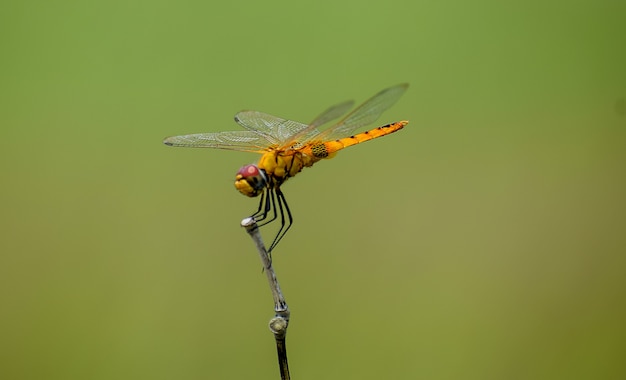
(235, 164), (268, 197)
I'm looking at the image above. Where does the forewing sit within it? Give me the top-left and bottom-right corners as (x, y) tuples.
(234, 110), (310, 146)
(315, 83), (408, 142)
(163, 130), (274, 152)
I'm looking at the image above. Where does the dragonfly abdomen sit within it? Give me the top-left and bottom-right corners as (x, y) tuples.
(308, 120), (408, 157)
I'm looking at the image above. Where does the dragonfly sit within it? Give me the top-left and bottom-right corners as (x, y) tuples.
(164, 84), (409, 253)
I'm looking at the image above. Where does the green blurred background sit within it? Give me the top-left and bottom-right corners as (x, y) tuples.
(1, 0), (625, 379)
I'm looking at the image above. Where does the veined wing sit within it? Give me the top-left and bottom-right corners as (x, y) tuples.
(234, 110), (310, 146)
(279, 99), (355, 150)
(163, 130), (275, 152)
(309, 83), (408, 143)
(308, 100), (354, 128)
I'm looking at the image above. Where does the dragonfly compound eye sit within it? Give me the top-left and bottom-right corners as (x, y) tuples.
(235, 164), (267, 197)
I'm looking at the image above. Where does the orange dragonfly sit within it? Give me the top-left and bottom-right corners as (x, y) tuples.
(164, 84), (409, 252)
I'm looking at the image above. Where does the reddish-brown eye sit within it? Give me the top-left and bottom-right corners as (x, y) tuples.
(234, 164), (267, 197)
(237, 164), (261, 179)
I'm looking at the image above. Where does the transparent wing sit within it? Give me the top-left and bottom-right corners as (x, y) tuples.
(308, 100), (354, 128)
(163, 130), (275, 152)
(312, 83), (408, 142)
(234, 110), (310, 145)
(277, 99), (355, 150)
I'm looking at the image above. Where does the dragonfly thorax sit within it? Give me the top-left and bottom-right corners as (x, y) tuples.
(235, 164), (268, 197)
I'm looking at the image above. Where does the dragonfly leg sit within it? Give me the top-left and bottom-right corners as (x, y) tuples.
(251, 191), (266, 219)
(268, 188), (293, 253)
(257, 188), (279, 227)
(251, 190), (273, 223)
